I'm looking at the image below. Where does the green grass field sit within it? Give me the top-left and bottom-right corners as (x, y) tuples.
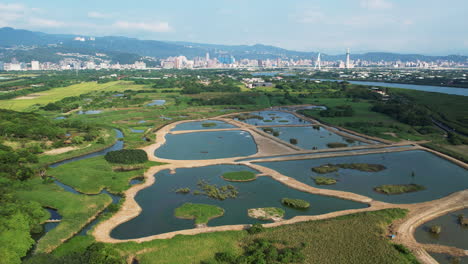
(48, 156), (161, 194)
(16, 178), (111, 253)
(51, 209), (414, 264)
(174, 203), (225, 225)
(0, 81), (149, 111)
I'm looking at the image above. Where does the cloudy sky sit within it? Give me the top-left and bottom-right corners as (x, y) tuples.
(1, 0), (467, 55)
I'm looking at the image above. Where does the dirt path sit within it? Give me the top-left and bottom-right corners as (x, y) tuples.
(93, 110), (468, 264)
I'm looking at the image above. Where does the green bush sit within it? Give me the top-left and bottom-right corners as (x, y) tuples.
(247, 223), (266, 234)
(313, 177), (337, 185)
(290, 138), (298, 144)
(281, 198), (310, 209)
(104, 149), (148, 164)
(202, 122), (217, 128)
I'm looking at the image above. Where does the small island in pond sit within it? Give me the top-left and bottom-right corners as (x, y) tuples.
(174, 203), (224, 225)
(327, 142), (348, 148)
(281, 198), (310, 209)
(312, 163), (386, 174)
(248, 207), (285, 221)
(374, 184), (426, 195)
(201, 122), (217, 128)
(222, 171), (256, 182)
(313, 177), (337, 185)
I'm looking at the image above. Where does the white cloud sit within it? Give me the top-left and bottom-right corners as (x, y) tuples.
(28, 17), (65, 28)
(0, 3), (26, 11)
(88, 11), (111, 19)
(360, 0), (393, 10)
(298, 8), (326, 24)
(113, 21), (172, 32)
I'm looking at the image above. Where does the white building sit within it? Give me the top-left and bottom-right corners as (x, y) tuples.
(31, 61), (40, 70)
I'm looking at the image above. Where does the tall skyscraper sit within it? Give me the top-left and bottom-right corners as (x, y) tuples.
(205, 52), (210, 62)
(346, 48), (350, 69)
(314, 53), (321, 70)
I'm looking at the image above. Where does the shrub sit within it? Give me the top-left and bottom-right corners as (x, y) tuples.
(430, 225), (441, 234)
(327, 142), (348, 148)
(104, 149), (148, 164)
(290, 138), (298, 144)
(313, 177), (337, 185)
(247, 223), (265, 234)
(71, 136), (84, 145)
(202, 122), (217, 128)
(281, 198), (310, 209)
(175, 188), (190, 194)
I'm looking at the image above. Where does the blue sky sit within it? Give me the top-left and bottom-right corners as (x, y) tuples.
(1, 0), (467, 55)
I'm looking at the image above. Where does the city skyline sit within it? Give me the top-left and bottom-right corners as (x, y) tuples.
(0, 0), (467, 55)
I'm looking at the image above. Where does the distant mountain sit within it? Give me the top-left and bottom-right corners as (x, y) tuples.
(0, 27), (467, 63)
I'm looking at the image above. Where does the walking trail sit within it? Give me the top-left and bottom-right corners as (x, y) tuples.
(93, 108), (468, 264)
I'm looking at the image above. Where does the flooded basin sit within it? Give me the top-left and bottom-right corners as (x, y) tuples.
(258, 150), (468, 204)
(172, 120), (237, 131)
(415, 208), (468, 250)
(155, 130), (257, 160)
(234, 111), (310, 126)
(110, 164), (366, 239)
(270, 126), (367, 149)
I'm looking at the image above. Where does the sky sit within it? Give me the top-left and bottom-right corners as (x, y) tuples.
(1, 0), (467, 55)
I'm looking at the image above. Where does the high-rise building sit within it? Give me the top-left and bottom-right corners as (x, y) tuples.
(205, 52), (210, 62)
(314, 53), (321, 70)
(0, 61), (4, 71)
(31, 61), (40, 70)
(346, 48), (350, 69)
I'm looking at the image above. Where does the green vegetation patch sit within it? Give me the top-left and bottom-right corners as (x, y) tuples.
(201, 122), (217, 128)
(374, 184), (426, 195)
(281, 198), (310, 209)
(313, 177), (338, 185)
(48, 209), (415, 264)
(212, 239), (305, 264)
(327, 142), (348, 148)
(16, 178), (111, 253)
(104, 149), (148, 164)
(194, 180), (239, 200)
(312, 163), (386, 174)
(221, 171), (256, 182)
(48, 156), (159, 194)
(232, 113), (264, 121)
(248, 207), (285, 221)
(174, 203), (224, 225)
(175, 188), (191, 194)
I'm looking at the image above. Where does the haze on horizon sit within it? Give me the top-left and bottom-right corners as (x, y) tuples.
(0, 0), (467, 55)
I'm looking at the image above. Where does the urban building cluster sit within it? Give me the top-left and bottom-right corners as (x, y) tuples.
(1, 50), (467, 71)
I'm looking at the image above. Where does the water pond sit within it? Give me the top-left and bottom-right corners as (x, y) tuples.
(155, 130), (257, 160)
(147, 100), (166, 106)
(50, 129), (124, 168)
(258, 150), (468, 203)
(110, 164), (366, 239)
(429, 253), (468, 264)
(234, 111), (310, 126)
(311, 79), (468, 96)
(172, 120), (237, 131)
(271, 126), (367, 150)
(415, 208), (468, 250)
(78, 110), (102, 115)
